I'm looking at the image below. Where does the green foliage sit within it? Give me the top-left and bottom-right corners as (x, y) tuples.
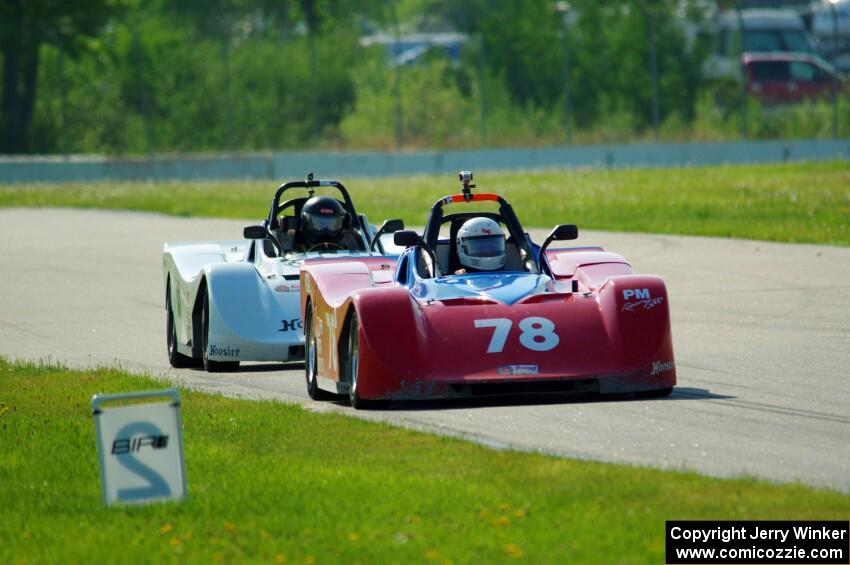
(690, 90), (850, 142)
(28, 9), (361, 154)
(0, 0), (125, 153)
(340, 53), (480, 148)
(568, 1), (698, 129)
(430, 0), (701, 132)
(6, 0), (850, 154)
(2, 359), (849, 562)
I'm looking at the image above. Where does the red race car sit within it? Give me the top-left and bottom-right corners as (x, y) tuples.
(300, 172), (675, 408)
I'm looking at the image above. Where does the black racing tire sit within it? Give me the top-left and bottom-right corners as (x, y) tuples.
(637, 387), (673, 399)
(201, 291), (239, 373)
(166, 286), (194, 368)
(304, 303), (331, 400)
(345, 311), (385, 410)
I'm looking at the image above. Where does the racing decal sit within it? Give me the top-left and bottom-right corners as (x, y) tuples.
(623, 288), (650, 300)
(474, 317), (559, 353)
(275, 284), (300, 293)
(208, 344), (240, 358)
(412, 282), (427, 298)
(621, 288), (664, 312)
(517, 317), (559, 351)
(324, 312), (339, 373)
(622, 296), (664, 312)
(279, 318), (303, 332)
(497, 365), (539, 375)
(651, 360), (675, 376)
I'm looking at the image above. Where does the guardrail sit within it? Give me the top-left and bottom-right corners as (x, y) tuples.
(1, 138), (848, 183)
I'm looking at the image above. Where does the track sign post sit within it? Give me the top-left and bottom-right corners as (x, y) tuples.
(91, 389), (187, 506)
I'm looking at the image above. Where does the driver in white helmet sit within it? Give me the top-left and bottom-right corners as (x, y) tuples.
(454, 217), (507, 274)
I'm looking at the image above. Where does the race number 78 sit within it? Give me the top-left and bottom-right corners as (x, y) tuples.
(474, 317), (559, 353)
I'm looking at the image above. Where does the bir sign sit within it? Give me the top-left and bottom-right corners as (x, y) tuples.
(91, 389), (187, 506)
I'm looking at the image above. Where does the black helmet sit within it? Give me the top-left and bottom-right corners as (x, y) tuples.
(300, 195), (347, 244)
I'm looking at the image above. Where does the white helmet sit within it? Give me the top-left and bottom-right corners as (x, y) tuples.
(456, 217), (506, 272)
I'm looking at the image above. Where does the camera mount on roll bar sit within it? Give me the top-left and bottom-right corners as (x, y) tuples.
(306, 172), (316, 196)
(458, 170), (475, 201)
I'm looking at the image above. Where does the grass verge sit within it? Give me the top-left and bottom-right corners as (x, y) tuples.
(1, 161), (849, 245)
(2, 358), (849, 563)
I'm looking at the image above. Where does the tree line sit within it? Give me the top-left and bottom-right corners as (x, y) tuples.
(0, 0), (843, 155)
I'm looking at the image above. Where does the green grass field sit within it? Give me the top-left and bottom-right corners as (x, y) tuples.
(2, 359), (848, 563)
(1, 161), (849, 245)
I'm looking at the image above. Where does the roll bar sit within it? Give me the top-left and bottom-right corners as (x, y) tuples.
(266, 172), (365, 235)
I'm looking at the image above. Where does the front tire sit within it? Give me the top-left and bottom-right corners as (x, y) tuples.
(345, 312), (384, 410)
(201, 291), (239, 373)
(166, 286), (193, 368)
(304, 303), (331, 400)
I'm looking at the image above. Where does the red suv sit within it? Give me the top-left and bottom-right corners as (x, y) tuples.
(742, 53), (845, 104)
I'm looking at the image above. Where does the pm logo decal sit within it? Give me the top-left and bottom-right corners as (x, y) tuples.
(623, 288), (650, 300)
(621, 288), (664, 312)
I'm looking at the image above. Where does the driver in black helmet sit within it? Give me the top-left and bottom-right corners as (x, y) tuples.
(295, 195), (348, 252)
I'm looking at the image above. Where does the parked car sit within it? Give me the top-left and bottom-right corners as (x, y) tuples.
(702, 9), (818, 81)
(742, 52), (844, 104)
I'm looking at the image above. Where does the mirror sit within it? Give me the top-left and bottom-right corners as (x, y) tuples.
(380, 218), (404, 234)
(548, 224), (578, 242)
(244, 225), (269, 240)
(539, 224), (579, 257)
(370, 219), (405, 251)
(393, 230), (440, 277)
(393, 230), (420, 248)
(244, 224), (282, 256)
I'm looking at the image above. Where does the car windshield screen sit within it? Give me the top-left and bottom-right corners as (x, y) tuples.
(744, 30), (814, 53)
(750, 61), (790, 81)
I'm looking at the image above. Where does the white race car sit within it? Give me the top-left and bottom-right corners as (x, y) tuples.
(163, 175), (404, 372)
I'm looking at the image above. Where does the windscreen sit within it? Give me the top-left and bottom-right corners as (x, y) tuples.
(750, 61), (789, 81)
(744, 30), (814, 53)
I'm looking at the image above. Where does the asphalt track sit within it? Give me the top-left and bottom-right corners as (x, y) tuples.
(2, 208), (849, 491)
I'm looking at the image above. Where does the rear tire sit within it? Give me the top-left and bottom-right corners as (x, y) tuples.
(201, 291), (239, 373)
(166, 286), (193, 368)
(304, 303), (331, 400)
